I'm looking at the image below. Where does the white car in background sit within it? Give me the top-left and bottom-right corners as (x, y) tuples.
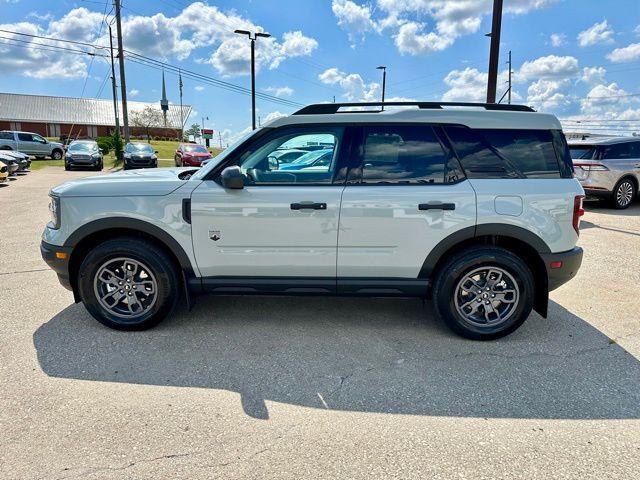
(569, 137), (640, 209)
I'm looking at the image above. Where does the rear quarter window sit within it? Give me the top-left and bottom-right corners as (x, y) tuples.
(445, 127), (567, 179)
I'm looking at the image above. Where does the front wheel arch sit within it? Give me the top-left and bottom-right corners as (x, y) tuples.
(66, 220), (195, 302)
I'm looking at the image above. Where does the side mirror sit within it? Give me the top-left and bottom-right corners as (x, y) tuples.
(220, 166), (244, 189)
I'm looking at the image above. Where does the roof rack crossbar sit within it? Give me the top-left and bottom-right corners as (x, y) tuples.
(293, 101), (535, 115)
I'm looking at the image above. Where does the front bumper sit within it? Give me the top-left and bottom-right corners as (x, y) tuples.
(40, 240), (74, 291)
(541, 247), (583, 291)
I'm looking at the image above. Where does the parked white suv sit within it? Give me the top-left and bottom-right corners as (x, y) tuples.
(569, 137), (640, 209)
(41, 102), (585, 340)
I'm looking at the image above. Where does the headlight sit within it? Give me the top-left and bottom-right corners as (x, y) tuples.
(92, 153), (101, 158)
(48, 195), (61, 229)
(124, 153), (131, 159)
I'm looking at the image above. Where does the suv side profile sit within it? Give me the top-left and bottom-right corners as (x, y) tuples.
(0, 130), (65, 159)
(41, 102), (584, 340)
(569, 137), (640, 209)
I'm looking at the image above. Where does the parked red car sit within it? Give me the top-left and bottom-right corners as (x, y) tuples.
(174, 143), (212, 167)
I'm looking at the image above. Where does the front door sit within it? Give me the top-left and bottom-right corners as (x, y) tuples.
(191, 126), (348, 288)
(337, 124), (477, 280)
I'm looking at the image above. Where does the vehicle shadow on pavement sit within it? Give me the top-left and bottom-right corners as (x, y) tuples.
(34, 297), (640, 420)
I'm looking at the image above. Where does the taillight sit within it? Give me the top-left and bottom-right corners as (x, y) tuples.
(573, 162), (608, 171)
(573, 195), (585, 235)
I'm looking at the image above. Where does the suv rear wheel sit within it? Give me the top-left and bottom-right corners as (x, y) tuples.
(433, 247), (534, 340)
(611, 178), (636, 209)
(77, 237), (179, 330)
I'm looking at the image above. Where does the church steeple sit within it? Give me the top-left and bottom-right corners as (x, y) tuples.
(160, 71), (169, 126)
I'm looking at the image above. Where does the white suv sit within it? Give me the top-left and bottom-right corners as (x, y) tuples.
(41, 102), (585, 340)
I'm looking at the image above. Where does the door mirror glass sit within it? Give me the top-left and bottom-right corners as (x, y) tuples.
(220, 166), (244, 189)
(267, 155), (279, 170)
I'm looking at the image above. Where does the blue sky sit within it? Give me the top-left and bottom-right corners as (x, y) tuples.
(1, 0), (639, 140)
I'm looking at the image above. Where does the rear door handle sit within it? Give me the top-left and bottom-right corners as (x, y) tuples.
(291, 202), (327, 211)
(418, 203), (456, 211)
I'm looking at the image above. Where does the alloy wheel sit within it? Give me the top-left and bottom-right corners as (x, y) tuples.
(93, 257), (158, 320)
(454, 266), (520, 327)
(616, 181), (634, 208)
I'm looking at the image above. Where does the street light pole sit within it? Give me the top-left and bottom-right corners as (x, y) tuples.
(377, 66), (387, 111)
(114, 0), (130, 142)
(234, 29), (271, 130)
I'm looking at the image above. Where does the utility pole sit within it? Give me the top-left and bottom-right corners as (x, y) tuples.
(178, 70), (184, 141)
(201, 116), (209, 147)
(486, 0), (503, 103)
(234, 29), (271, 130)
(507, 50), (512, 104)
(114, 0), (130, 142)
(377, 66), (387, 110)
(108, 25), (120, 137)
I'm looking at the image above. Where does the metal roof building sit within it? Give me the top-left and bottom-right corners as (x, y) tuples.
(0, 92), (192, 139)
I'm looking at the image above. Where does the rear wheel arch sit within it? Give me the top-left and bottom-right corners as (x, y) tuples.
(422, 226), (550, 318)
(66, 219), (194, 300)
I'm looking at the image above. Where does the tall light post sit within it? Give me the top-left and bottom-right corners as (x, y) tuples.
(234, 29), (271, 130)
(377, 66), (387, 111)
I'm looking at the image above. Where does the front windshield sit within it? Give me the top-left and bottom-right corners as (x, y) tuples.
(68, 142), (97, 152)
(126, 143), (154, 153)
(184, 145), (209, 153)
(190, 129), (260, 181)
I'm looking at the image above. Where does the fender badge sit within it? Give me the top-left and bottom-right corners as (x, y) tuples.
(209, 230), (221, 241)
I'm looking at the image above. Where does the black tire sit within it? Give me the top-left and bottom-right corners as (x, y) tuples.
(64, 163), (71, 171)
(610, 178), (636, 209)
(95, 162), (103, 171)
(432, 247), (535, 340)
(35, 155), (45, 160)
(77, 237), (180, 330)
(51, 149), (63, 160)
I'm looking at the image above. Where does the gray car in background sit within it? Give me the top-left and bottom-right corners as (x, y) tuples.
(569, 137), (640, 209)
(65, 140), (103, 171)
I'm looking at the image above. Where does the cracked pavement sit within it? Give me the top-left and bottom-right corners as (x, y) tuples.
(0, 168), (639, 479)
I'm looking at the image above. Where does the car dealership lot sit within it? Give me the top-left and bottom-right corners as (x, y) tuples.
(1, 168), (639, 479)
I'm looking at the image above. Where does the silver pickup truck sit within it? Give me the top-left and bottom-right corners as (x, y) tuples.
(0, 130), (65, 159)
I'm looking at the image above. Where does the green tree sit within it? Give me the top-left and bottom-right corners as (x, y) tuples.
(185, 123), (201, 142)
(130, 106), (165, 143)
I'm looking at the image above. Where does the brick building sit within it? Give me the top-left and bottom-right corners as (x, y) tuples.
(0, 92), (192, 140)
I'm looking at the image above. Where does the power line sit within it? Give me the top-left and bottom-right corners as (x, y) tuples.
(0, 27), (304, 108)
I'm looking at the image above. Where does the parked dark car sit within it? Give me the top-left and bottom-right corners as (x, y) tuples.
(174, 143), (211, 167)
(65, 140), (103, 171)
(0, 150), (31, 171)
(0, 154), (20, 175)
(124, 143), (158, 170)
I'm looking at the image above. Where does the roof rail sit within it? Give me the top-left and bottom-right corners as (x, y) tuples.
(293, 101), (535, 115)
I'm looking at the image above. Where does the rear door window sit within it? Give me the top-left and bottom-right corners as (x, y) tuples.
(601, 142), (633, 159)
(17, 133), (34, 142)
(352, 125), (450, 184)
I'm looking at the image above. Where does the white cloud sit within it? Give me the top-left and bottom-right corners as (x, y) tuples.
(577, 20), (614, 47)
(129, 89), (140, 97)
(550, 33), (566, 47)
(527, 78), (571, 110)
(318, 67), (380, 101)
(517, 55), (579, 82)
(280, 31), (318, 58)
(441, 68), (487, 102)
(331, 0), (375, 43)
(580, 83), (638, 116)
(265, 86), (294, 97)
(579, 66), (606, 85)
(607, 43), (640, 63)
(333, 0), (557, 55)
(194, 85), (205, 92)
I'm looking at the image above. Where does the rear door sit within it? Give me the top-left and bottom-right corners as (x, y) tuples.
(337, 124), (476, 281)
(190, 126), (349, 286)
(600, 141), (640, 181)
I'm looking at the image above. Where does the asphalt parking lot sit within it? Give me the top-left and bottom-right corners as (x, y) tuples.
(1, 168), (639, 479)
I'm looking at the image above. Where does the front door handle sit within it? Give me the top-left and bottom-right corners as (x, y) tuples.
(418, 202), (456, 211)
(291, 202), (327, 211)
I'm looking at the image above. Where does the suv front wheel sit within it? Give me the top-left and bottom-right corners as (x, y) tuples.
(77, 237), (179, 330)
(433, 247), (534, 340)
